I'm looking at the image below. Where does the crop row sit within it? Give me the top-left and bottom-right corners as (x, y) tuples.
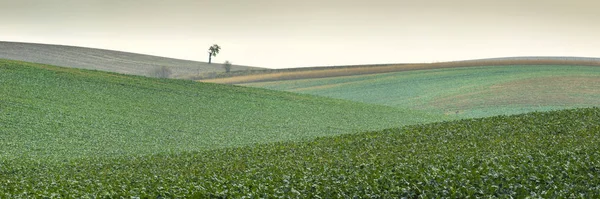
(1, 108), (599, 198)
(1, 59), (443, 159)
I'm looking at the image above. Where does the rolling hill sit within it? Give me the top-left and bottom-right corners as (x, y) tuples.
(3, 106), (599, 197)
(0, 59), (444, 160)
(244, 64), (600, 119)
(0, 41), (263, 79)
(3, 47), (600, 197)
(201, 56), (600, 84)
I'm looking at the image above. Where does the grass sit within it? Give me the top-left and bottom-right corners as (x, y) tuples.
(244, 65), (600, 119)
(2, 107), (599, 197)
(0, 59), (444, 160)
(0, 41), (262, 79)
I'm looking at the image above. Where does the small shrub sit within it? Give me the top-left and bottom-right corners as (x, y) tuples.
(223, 61), (232, 73)
(151, 66), (172, 78)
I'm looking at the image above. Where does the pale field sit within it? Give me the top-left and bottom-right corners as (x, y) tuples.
(0, 41), (262, 79)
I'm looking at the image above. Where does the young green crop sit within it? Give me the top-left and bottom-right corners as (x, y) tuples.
(3, 59), (599, 197)
(0, 59), (445, 160)
(1, 107), (599, 197)
(245, 65), (600, 119)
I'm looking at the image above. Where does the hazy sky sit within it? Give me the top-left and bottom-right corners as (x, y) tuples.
(2, 0), (600, 68)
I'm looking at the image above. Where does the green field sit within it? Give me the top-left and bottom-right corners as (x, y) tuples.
(2, 107), (599, 197)
(3, 59), (600, 197)
(0, 59), (442, 160)
(244, 65), (600, 118)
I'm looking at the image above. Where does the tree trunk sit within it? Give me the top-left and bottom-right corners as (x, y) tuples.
(208, 53), (212, 64)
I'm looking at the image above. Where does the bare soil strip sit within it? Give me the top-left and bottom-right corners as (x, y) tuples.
(201, 58), (600, 84)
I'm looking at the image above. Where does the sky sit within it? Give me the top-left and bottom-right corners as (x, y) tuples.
(2, 0), (600, 68)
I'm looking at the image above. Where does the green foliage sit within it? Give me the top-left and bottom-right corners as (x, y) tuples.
(0, 59), (443, 160)
(246, 65), (600, 119)
(208, 44), (221, 57)
(2, 108), (599, 197)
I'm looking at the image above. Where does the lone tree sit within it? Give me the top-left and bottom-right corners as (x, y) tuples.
(208, 44), (221, 64)
(223, 60), (232, 73)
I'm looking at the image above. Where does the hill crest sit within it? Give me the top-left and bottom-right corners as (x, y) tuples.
(201, 56), (600, 84)
(0, 41), (263, 79)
